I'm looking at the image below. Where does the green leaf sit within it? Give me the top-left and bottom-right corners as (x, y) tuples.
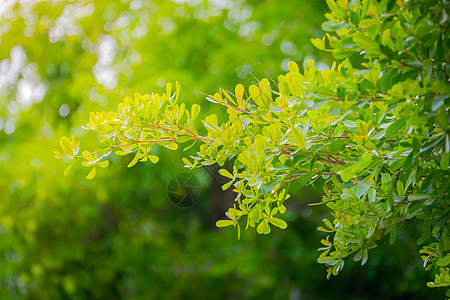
(377, 70), (395, 93)
(407, 194), (431, 201)
(353, 181), (372, 198)
(358, 18), (378, 29)
(328, 107), (341, 116)
(403, 151), (415, 171)
(353, 33), (380, 55)
(417, 230), (431, 245)
(381, 28), (391, 45)
(221, 180), (234, 190)
(341, 160), (373, 182)
(385, 116), (408, 139)
(268, 217), (287, 229)
(361, 249), (369, 265)
(397, 180), (404, 196)
(260, 178), (282, 195)
(325, 0), (338, 12)
(293, 172), (315, 188)
(353, 250), (363, 262)
(432, 96), (446, 112)
(368, 188), (376, 203)
(219, 169), (233, 179)
(441, 152), (449, 170)
(256, 219), (271, 234)
(322, 21), (353, 32)
(437, 255), (450, 267)
(389, 226), (397, 245)
(341, 166), (355, 182)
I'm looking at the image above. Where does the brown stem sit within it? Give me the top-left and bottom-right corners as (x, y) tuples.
(380, 212), (424, 229)
(195, 90), (254, 115)
(318, 157), (345, 166)
(142, 122), (214, 142)
(110, 137), (177, 148)
(140, 124), (185, 137)
(311, 135), (349, 143)
(326, 96), (386, 102)
(394, 197), (432, 208)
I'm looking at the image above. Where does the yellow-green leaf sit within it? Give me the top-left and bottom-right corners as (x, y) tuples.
(60, 137), (73, 157)
(323, 218), (334, 231)
(216, 220), (235, 228)
(291, 126), (305, 149)
(148, 155), (159, 163)
(317, 226), (333, 232)
(82, 150), (93, 161)
(191, 104), (201, 121)
(97, 160), (109, 168)
(382, 28), (391, 45)
(237, 151), (252, 167)
(441, 152), (449, 170)
(288, 61), (299, 73)
(70, 136), (77, 148)
(268, 217), (287, 229)
(221, 180), (234, 190)
(219, 169), (233, 179)
(235, 84), (245, 106)
(166, 82), (172, 97)
(53, 151), (62, 159)
(115, 150), (130, 156)
(127, 153), (140, 168)
(86, 167), (96, 179)
(249, 84), (264, 107)
(64, 162), (74, 176)
(161, 143), (178, 150)
(256, 219), (271, 234)
(204, 114), (218, 127)
(182, 157), (193, 167)
(311, 38), (325, 50)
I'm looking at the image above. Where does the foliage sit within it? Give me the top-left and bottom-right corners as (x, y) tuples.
(59, 0), (450, 293)
(2, 1), (376, 299)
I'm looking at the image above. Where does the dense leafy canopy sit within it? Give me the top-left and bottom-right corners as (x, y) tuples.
(59, 0), (450, 294)
(1, 1), (355, 299)
(1, 0), (447, 299)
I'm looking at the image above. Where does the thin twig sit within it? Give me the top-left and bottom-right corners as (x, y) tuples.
(380, 212), (425, 229)
(111, 137), (177, 148)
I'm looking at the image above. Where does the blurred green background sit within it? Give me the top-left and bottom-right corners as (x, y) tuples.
(0, 0), (443, 299)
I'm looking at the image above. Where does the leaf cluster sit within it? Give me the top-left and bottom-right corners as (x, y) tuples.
(58, 0), (449, 292)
